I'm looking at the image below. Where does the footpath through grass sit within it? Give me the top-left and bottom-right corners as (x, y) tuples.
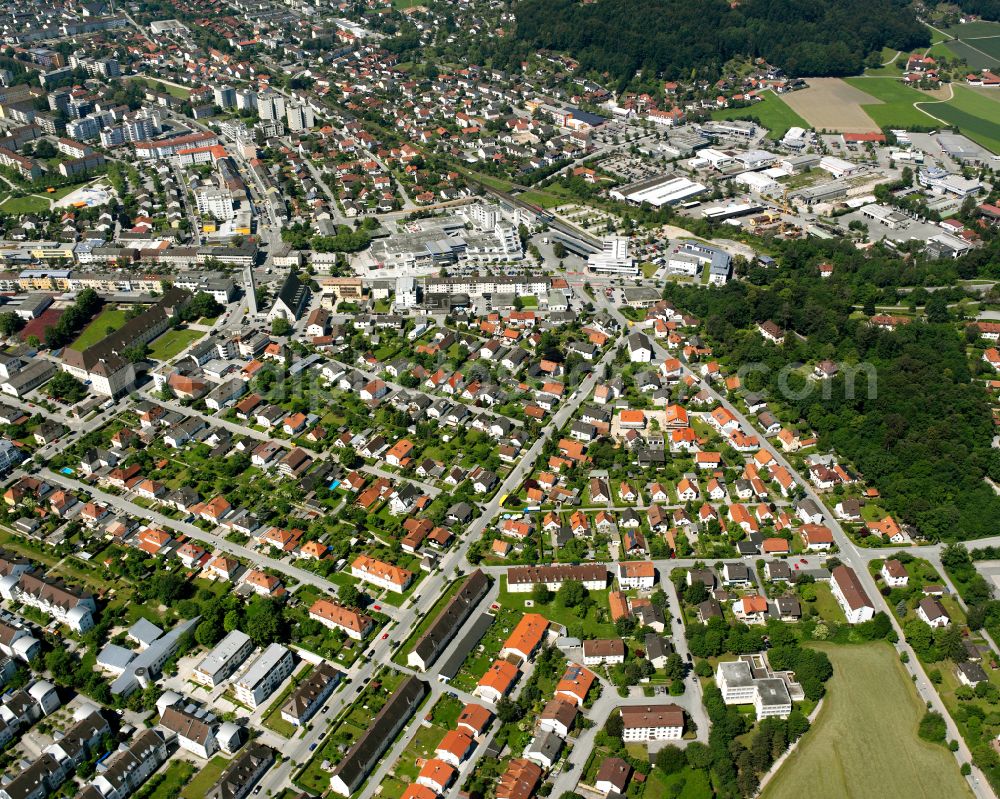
(842, 77), (938, 129)
(762, 642), (973, 799)
(927, 86), (1000, 155)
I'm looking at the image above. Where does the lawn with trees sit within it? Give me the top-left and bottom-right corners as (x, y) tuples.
(662, 235), (1000, 542)
(710, 91), (809, 139)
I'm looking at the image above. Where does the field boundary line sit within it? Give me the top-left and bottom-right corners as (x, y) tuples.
(913, 82), (955, 124)
(756, 696), (826, 794)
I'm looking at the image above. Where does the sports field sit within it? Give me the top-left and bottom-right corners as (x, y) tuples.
(710, 90), (808, 138)
(68, 308), (128, 352)
(763, 643), (972, 799)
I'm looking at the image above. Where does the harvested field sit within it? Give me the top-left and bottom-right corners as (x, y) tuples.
(781, 78), (882, 133)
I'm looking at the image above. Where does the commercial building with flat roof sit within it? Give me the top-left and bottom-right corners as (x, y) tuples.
(610, 175), (706, 208)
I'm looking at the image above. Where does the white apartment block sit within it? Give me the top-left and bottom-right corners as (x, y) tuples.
(195, 187), (235, 220)
(191, 630), (254, 688)
(0, 573), (95, 632)
(620, 705), (684, 741)
(830, 565), (875, 624)
(234, 643), (295, 708)
(286, 103), (315, 131)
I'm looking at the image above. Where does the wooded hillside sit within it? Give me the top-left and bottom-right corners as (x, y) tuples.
(513, 0), (929, 81)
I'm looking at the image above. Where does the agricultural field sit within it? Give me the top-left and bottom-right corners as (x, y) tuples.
(946, 23), (1000, 62)
(762, 643), (973, 799)
(710, 90), (809, 138)
(841, 78), (939, 129)
(780, 78), (882, 132)
(925, 85), (1000, 154)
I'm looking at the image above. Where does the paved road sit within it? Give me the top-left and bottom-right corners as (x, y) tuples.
(600, 306), (993, 798)
(19, 262), (997, 798)
(136, 390), (293, 448)
(29, 467), (403, 625)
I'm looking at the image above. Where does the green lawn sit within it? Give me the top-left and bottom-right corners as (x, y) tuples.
(762, 643), (973, 799)
(464, 170), (513, 192)
(0, 195), (50, 214)
(864, 48), (906, 76)
(142, 761), (196, 799)
(261, 662), (314, 738)
(149, 327), (204, 360)
(130, 77), (192, 100)
(385, 721), (445, 783)
(710, 90), (809, 138)
(927, 86), (1000, 155)
(842, 77), (940, 128)
(643, 765), (713, 799)
(429, 694), (463, 728)
(516, 189), (565, 209)
(68, 308), (129, 352)
(48, 184), (86, 201)
(181, 756), (229, 799)
(805, 583), (846, 625)
(498, 578), (618, 638)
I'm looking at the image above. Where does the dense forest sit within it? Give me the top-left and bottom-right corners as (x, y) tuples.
(512, 0), (929, 82)
(957, 0), (1000, 21)
(662, 237), (1000, 542)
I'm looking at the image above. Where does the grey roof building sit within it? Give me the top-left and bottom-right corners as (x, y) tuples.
(330, 676), (428, 796)
(267, 270), (310, 322)
(206, 742), (274, 799)
(408, 570), (490, 671)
